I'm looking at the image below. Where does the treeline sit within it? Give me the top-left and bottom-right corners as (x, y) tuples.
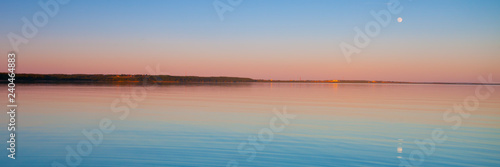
(0, 73), (255, 83)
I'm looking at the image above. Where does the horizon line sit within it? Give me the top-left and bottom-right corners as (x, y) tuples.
(2, 72), (499, 85)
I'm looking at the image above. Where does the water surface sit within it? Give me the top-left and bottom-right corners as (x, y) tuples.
(1, 83), (499, 166)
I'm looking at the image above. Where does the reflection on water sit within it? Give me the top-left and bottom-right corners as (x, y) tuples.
(1, 83), (499, 166)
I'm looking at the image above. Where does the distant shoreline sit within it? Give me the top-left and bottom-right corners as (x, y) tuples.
(1, 73), (499, 85)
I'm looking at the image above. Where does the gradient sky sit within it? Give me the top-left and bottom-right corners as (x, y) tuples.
(1, 0), (499, 82)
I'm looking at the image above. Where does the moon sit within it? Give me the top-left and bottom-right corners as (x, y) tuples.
(397, 17), (403, 23)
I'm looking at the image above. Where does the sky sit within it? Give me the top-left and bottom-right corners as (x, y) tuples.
(0, 0), (499, 82)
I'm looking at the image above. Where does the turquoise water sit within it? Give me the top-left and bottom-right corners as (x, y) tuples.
(1, 83), (499, 166)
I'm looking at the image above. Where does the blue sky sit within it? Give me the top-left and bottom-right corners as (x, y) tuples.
(1, 0), (499, 82)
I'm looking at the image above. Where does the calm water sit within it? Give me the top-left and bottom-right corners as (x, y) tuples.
(1, 83), (499, 167)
